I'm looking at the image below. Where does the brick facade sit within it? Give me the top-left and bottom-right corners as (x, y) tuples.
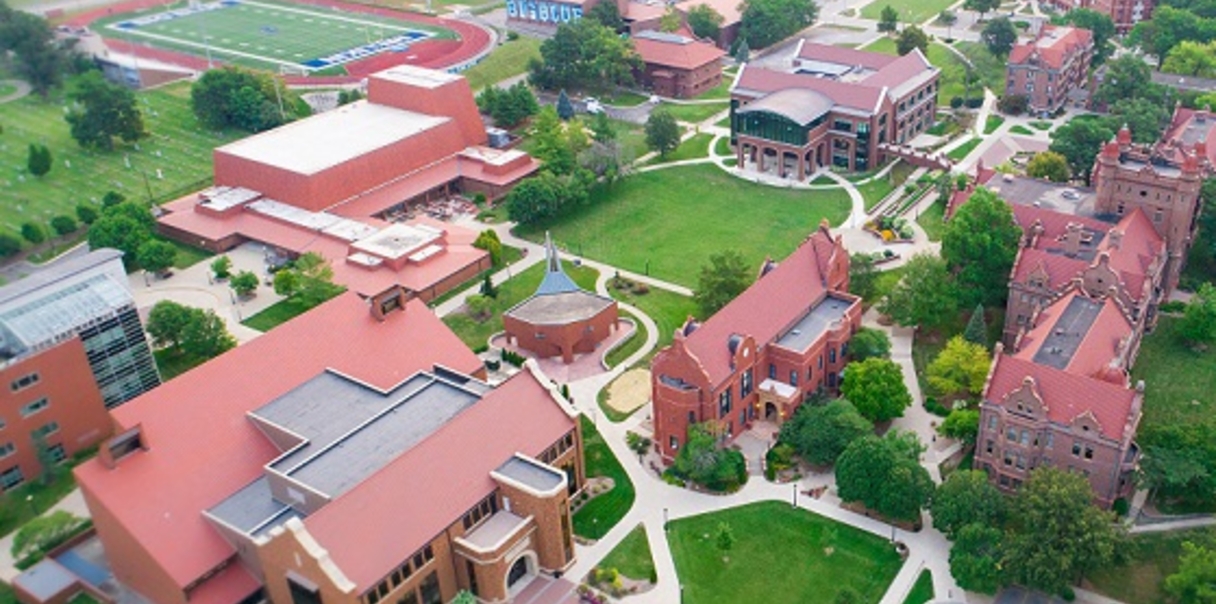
(1005, 25), (1094, 115)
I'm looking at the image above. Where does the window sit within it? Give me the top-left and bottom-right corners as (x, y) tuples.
(466, 561), (479, 597)
(31, 422), (59, 439)
(718, 389), (732, 417)
(669, 436), (678, 450)
(688, 411), (695, 424)
(789, 370), (798, 387)
(1006, 428), (1018, 442)
(289, 574), (323, 604)
(1072, 442), (1082, 456)
(419, 572), (441, 604)
(48, 444), (65, 463)
(1004, 451), (1014, 466)
(829, 348), (836, 364)
(461, 494), (499, 530)
(1084, 446), (1094, 460)
(19, 398), (48, 418)
(986, 440), (995, 455)
(987, 415), (997, 430)
(741, 369), (753, 398)
(1015, 453), (1026, 470)
(1046, 432), (1054, 448)
(1020, 430), (1030, 446)
(0, 443), (12, 458)
(768, 364), (776, 380)
(10, 373), (39, 392)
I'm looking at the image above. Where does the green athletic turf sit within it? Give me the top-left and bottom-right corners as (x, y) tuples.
(97, 0), (453, 72)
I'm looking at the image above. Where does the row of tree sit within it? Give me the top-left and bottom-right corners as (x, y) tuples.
(190, 66), (308, 133)
(146, 300), (237, 361)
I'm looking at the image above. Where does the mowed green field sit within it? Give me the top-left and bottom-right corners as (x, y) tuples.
(95, 0), (453, 72)
(515, 164), (852, 288)
(859, 0), (959, 24)
(0, 81), (240, 238)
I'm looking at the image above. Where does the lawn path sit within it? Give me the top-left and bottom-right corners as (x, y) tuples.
(0, 80), (30, 104)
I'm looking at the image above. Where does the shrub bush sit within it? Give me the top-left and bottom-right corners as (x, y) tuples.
(924, 396), (951, 417)
(950, 96), (964, 109)
(1159, 300), (1187, 313)
(1112, 498), (1130, 517)
(50, 215), (77, 236)
(965, 97), (984, 109)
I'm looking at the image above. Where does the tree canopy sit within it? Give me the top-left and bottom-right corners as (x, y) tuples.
(840, 357), (912, 423)
(1128, 5), (1216, 68)
(836, 431), (933, 522)
(1164, 541), (1216, 603)
(136, 240), (178, 275)
(738, 0), (818, 48)
(878, 6), (899, 32)
(964, 0), (1000, 19)
(878, 253), (958, 330)
(1163, 40), (1216, 76)
(927, 335), (992, 400)
(896, 25), (930, 56)
(672, 423), (748, 492)
(190, 66), (302, 132)
(1027, 151), (1071, 183)
(1055, 9), (1116, 64)
(778, 399), (874, 466)
(476, 82), (539, 128)
(694, 250), (750, 316)
(981, 17), (1018, 57)
(1049, 117), (1116, 185)
(65, 71), (145, 151)
(528, 19), (640, 92)
(1179, 282), (1216, 346)
(932, 469), (1006, 538)
(942, 188), (1020, 308)
(687, 4), (725, 39)
(645, 108), (681, 157)
(0, 4), (78, 96)
(87, 202), (155, 263)
(849, 326), (891, 361)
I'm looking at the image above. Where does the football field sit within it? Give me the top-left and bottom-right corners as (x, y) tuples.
(99, 0), (456, 73)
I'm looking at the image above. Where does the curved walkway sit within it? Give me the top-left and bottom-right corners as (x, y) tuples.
(0, 80), (31, 104)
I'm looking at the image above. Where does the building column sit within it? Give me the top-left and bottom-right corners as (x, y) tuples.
(797, 153), (805, 181)
(736, 142), (744, 169)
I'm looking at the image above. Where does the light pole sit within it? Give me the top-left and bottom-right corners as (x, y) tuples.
(663, 507), (668, 528)
(792, 483), (797, 507)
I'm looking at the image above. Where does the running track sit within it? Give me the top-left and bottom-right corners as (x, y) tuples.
(69, 0), (493, 84)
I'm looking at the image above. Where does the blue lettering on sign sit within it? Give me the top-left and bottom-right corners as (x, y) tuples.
(550, 2), (560, 22)
(571, 6), (582, 19)
(538, 2), (548, 20)
(506, 0), (517, 15)
(527, 0), (537, 19)
(559, 3), (571, 21)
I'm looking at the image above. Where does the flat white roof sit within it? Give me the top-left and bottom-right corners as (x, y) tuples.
(460, 146), (529, 167)
(216, 100), (448, 175)
(198, 186), (261, 211)
(372, 65), (462, 89)
(351, 223), (444, 260)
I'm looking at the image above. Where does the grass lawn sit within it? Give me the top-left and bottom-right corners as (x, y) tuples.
(1008, 124), (1035, 136)
(715, 115), (732, 129)
(154, 348), (209, 381)
(604, 309), (646, 369)
(241, 287), (345, 333)
(611, 119), (649, 163)
(1030, 120), (1053, 131)
(607, 284), (700, 358)
(926, 119), (960, 136)
(66, 593), (101, 604)
(162, 236), (213, 269)
(602, 90), (649, 107)
(574, 415), (635, 539)
(646, 133), (713, 165)
(903, 570), (934, 604)
(693, 77), (732, 100)
(0, 581), (14, 604)
(440, 260), (598, 350)
(871, 265), (906, 305)
(859, 0), (958, 23)
(669, 501), (903, 604)
(516, 165), (851, 287)
(661, 102), (729, 124)
(858, 161), (915, 212)
(955, 41), (1006, 93)
(983, 115), (1005, 135)
(1084, 526), (1216, 604)
(1132, 316), (1216, 431)
(0, 82), (16, 97)
(463, 37), (541, 91)
(0, 81), (240, 242)
(599, 524), (655, 581)
(713, 136), (732, 157)
(0, 467), (83, 538)
(946, 137), (982, 161)
(916, 198), (947, 242)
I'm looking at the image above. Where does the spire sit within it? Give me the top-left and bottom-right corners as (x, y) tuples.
(534, 232), (582, 296)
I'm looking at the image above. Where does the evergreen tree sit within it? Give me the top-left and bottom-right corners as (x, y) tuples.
(734, 39), (750, 63)
(556, 89), (574, 121)
(480, 272), (498, 299)
(963, 304), (988, 346)
(27, 144), (51, 177)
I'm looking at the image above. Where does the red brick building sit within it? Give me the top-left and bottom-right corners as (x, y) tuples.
(75, 289), (585, 604)
(650, 223), (860, 463)
(1092, 113), (1215, 294)
(158, 66), (539, 299)
(1042, 0), (1152, 32)
(730, 42), (940, 176)
(1005, 25), (1094, 115)
(503, 235), (618, 363)
(631, 31), (724, 99)
(0, 250), (159, 492)
(980, 288), (1144, 507)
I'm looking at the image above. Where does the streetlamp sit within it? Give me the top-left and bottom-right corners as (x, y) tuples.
(792, 483), (798, 508)
(663, 507), (669, 528)
(26, 494), (35, 516)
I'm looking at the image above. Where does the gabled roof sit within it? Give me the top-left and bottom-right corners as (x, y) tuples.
(1011, 247), (1090, 290)
(1014, 290), (1133, 378)
(74, 294), (484, 590)
(986, 353), (1137, 441)
(632, 31), (725, 71)
(795, 41), (898, 70)
(681, 226), (839, 385)
(733, 65), (884, 113)
(1011, 203), (1109, 243)
(1099, 209), (1165, 300)
(1008, 25), (1093, 70)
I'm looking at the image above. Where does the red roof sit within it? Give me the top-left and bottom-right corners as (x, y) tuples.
(1013, 289), (1134, 379)
(1011, 203), (1109, 242)
(796, 42), (897, 70)
(633, 35), (725, 71)
(677, 0), (741, 25)
(1011, 247), (1090, 290)
(305, 367), (576, 589)
(1157, 107), (1216, 166)
(986, 352), (1136, 441)
(75, 294), (483, 591)
(1008, 25), (1093, 70)
(682, 226), (841, 385)
(157, 196), (490, 298)
(734, 65), (885, 113)
(1099, 209), (1164, 301)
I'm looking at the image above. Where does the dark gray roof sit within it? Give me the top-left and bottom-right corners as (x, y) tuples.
(634, 30), (693, 45)
(255, 370), (483, 498)
(1032, 295), (1103, 370)
(505, 291), (614, 324)
(206, 477), (298, 535)
(774, 295), (853, 352)
(737, 89), (834, 126)
(496, 455), (564, 492)
(984, 176), (1100, 218)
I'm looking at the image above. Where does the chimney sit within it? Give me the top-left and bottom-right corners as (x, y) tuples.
(1106, 228), (1123, 250)
(1117, 124), (1132, 146)
(370, 286), (411, 321)
(1062, 222), (1083, 257)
